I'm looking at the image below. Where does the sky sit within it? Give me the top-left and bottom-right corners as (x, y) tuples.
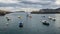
(0, 0), (60, 12)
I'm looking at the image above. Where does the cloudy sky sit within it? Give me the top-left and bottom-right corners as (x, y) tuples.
(0, 0), (60, 12)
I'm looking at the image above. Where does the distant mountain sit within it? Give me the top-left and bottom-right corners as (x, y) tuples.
(31, 8), (60, 14)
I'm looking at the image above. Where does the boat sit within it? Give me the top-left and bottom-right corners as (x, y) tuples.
(42, 20), (49, 26)
(52, 18), (56, 21)
(6, 17), (11, 21)
(19, 22), (23, 28)
(18, 16), (22, 19)
(48, 16), (52, 20)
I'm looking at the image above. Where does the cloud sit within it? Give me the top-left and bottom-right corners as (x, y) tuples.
(0, 0), (19, 3)
(0, 0), (60, 12)
(19, 0), (58, 9)
(0, 0), (56, 7)
(20, 0), (53, 5)
(55, 0), (60, 5)
(0, 7), (39, 12)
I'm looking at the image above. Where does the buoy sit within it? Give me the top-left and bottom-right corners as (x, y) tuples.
(19, 22), (23, 28)
(42, 20), (49, 26)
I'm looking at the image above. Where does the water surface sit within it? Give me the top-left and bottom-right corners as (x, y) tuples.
(0, 13), (60, 34)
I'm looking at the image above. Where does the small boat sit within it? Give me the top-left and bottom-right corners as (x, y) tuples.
(48, 16), (52, 20)
(42, 20), (49, 26)
(43, 22), (49, 26)
(19, 22), (23, 28)
(42, 16), (45, 17)
(18, 16), (22, 19)
(42, 20), (47, 23)
(7, 18), (10, 21)
(52, 18), (56, 21)
(6, 17), (11, 21)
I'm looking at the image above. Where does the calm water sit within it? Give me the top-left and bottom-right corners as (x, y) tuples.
(0, 12), (60, 34)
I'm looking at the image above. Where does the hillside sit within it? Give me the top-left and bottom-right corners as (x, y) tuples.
(0, 10), (13, 16)
(31, 8), (60, 14)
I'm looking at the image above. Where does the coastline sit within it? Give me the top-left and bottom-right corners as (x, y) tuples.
(31, 12), (60, 14)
